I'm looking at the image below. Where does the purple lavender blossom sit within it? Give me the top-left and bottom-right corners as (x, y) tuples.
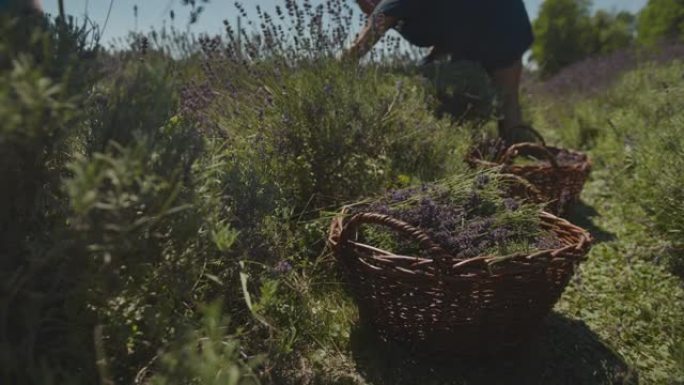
(492, 227), (511, 245)
(357, 183), (541, 259)
(465, 192), (482, 211)
(389, 188), (413, 203)
(274, 260), (293, 274)
(503, 198), (519, 212)
(529, 41), (684, 98)
(474, 173), (490, 189)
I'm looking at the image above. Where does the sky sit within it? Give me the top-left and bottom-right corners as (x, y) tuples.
(42, 0), (650, 45)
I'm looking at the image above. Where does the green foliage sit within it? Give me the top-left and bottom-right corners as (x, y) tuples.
(0, 13), (96, 257)
(85, 58), (181, 153)
(533, 0), (597, 76)
(0, 14), (97, 92)
(637, 0), (684, 45)
(532, 0), (636, 76)
(592, 10), (637, 55)
(0, 15), (101, 384)
(529, 61), (684, 383)
(0, 55), (73, 253)
(148, 303), (262, 385)
(418, 61), (499, 123)
(0, 17), (241, 384)
(246, 263), (360, 384)
(200, 59), (467, 213)
(64, 131), (225, 381)
(533, 62), (684, 274)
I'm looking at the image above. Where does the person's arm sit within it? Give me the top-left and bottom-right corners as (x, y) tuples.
(342, 12), (397, 62)
(356, 0), (377, 15)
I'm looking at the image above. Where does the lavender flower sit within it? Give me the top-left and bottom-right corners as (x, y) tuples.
(492, 227), (511, 245)
(530, 41), (684, 98)
(474, 173), (490, 189)
(274, 260), (293, 274)
(503, 198), (519, 212)
(356, 181), (543, 259)
(465, 192), (482, 211)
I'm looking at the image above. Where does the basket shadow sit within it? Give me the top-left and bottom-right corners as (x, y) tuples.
(349, 312), (637, 385)
(564, 200), (616, 244)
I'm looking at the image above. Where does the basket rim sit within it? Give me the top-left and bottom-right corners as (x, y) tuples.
(329, 206), (593, 277)
(466, 142), (592, 173)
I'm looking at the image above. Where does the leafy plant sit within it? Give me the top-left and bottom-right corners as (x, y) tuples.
(638, 0), (684, 45)
(148, 303), (262, 385)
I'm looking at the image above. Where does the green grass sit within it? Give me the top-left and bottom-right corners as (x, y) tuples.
(532, 62), (684, 384)
(558, 177), (684, 384)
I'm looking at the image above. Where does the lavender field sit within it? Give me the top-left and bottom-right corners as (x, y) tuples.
(1, 1), (683, 385)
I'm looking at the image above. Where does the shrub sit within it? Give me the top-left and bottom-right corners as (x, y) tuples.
(0, 18), (244, 383)
(147, 304), (262, 385)
(637, 0), (684, 45)
(0, 15), (101, 384)
(532, 0), (598, 76)
(193, 57), (468, 213)
(0, 13), (97, 259)
(532, 0), (636, 77)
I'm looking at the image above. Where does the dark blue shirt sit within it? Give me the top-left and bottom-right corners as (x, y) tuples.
(373, 0), (534, 70)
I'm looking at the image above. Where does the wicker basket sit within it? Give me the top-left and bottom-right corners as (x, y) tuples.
(467, 132), (592, 215)
(328, 207), (592, 356)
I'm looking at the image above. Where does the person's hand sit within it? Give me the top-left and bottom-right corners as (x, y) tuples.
(340, 12), (394, 64)
(418, 46), (447, 67)
(356, 0), (379, 15)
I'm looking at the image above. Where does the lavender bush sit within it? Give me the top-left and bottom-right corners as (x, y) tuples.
(0, 2), (471, 383)
(4, 1), (684, 385)
(185, 50), (467, 214)
(529, 41), (684, 98)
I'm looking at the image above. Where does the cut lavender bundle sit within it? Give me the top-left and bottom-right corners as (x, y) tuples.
(349, 173), (553, 260)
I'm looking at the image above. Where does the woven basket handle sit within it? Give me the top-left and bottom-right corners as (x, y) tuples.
(338, 212), (450, 267)
(500, 142), (560, 169)
(511, 125), (547, 146)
